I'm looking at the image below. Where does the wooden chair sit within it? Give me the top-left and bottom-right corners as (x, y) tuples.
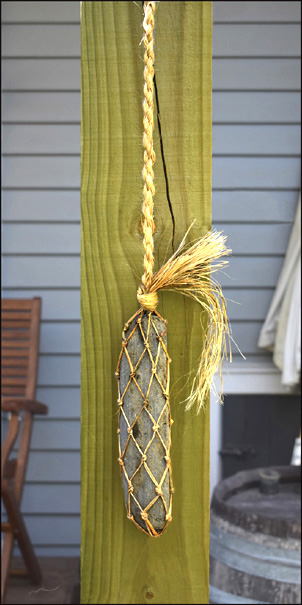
(1, 298), (48, 604)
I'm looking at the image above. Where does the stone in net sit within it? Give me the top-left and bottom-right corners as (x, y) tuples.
(116, 309), (173, 536)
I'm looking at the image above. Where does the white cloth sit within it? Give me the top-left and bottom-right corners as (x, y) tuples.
(258, 193), (301, 387)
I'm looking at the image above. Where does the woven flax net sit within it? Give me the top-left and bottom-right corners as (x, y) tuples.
(116, 309), (173, 537)
(116, 1), (231, 537)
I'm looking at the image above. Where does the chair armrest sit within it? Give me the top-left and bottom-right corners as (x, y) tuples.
(1, 398), (48, 415)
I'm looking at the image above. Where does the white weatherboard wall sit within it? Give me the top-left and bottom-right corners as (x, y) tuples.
(210, 1), (301, 496)
(1, 1), (81, 558)
(1, 2), (301, 553)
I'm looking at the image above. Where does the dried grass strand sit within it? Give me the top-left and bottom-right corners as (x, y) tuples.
(137, 226), (232, 412)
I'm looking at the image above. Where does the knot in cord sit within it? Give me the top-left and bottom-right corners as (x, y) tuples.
(137, 285), (158, 312)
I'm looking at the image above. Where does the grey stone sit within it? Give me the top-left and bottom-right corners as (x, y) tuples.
(117, 310), (172, 535)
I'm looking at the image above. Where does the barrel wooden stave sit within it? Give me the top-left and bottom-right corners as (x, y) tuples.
(210, 466), (301, 604)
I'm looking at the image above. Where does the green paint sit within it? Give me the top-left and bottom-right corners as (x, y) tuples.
(81, 2), (212, 603)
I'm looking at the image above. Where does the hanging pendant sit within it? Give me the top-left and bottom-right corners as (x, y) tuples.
(115, 0), (232, 537)
(116, 309), (173, 536)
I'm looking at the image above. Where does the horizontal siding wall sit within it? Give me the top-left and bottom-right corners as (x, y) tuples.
(1, 1), (301, 556)
(1, 1), (81, 558)
(211, 0), (301, 367)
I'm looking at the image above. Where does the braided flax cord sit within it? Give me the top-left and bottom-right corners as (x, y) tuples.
(139, 1), (157, 303)
(116, 309), (173, 536)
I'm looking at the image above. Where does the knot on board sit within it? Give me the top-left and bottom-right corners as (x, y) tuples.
(137, 286), (158, 312)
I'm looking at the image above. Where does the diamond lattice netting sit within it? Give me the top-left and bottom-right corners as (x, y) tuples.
(116, 309), (173, 536)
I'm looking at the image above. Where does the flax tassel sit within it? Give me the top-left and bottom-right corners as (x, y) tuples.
(137, 225), (232, 413)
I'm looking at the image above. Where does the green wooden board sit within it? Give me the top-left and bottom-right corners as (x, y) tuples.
(81, 2), (212, 603)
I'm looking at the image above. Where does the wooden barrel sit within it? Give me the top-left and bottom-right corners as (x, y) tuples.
(210, 466), (301, 604)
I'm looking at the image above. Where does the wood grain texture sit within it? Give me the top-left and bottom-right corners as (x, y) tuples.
(81, 2), (211, 603)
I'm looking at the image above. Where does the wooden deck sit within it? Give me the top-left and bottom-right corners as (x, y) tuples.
(5, 558), (80, 605)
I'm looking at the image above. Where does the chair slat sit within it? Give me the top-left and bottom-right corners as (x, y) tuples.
(1, 320), (32, 329)
(2, 368), (28, 377)
(1, 300), (34, 310)
(2, 358), (28, 367)
(2, 349), (29, 359)
(2, 378), (28, 386)
(1, 357), (28, 370)
(1, 312), (32, 321)
(2, 341), (30, 349)
(2, 386), (26, 395)
(1, 331), (31, 340)
(1, 297), (44, 603)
